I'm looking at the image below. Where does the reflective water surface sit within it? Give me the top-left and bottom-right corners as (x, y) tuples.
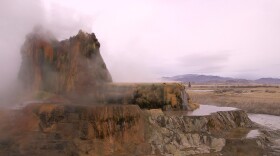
(164, 104), (237, 116)
(188, 89), (214, 92)
(249, 113), (280, 130)
(187, 104), (237, 116)
(246, 129), (261, 138)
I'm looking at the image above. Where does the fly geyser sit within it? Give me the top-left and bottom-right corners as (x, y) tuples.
(17, 27), (190, 109)
(18, 27), (112, 100)
(0, 28), (273, 156)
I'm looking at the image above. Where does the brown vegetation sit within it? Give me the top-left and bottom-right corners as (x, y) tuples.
(188, 85), (280, 115)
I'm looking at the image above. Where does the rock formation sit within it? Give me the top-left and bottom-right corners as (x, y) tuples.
(104, 83), (195, 110)
(146, 109), (255, 155)
(132, 83), (189, 110)
(0, 104), (146, 156)
(0, 103), (272, 155)
(2, 28), (274, 156)
(17, 27), (194, 110)
(18, 26), (112, 100)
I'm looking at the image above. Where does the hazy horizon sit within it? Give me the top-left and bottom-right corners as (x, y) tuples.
(1, 0), (280, 89)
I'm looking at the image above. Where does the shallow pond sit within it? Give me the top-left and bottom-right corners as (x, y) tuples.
(165, 104), (280, 131)
(187, 104), (237, 116)
(188, 89), (214, 92)
(188, 105), (280, 130)
(248, 113), (280, 130)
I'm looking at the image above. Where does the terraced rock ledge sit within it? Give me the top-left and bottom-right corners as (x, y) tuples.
(2, 28), (275, 156)
(0, 103), (271, 156)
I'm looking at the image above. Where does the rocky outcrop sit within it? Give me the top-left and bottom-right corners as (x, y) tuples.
(17, 28), (194, 110)
(0, 103), (260, 156)
(104, 83), (197, 111)
(132, 83), (189, 110)
(0, 104), (146, 156)
(18, 27), (112, 99)
(146, 109), (253, 155)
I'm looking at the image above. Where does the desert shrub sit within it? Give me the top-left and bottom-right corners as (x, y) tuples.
(214, 88), (234, 94)
(234, 90), (243, 94)
(265, 90), (276, 93)
(214, 89), (223, 94)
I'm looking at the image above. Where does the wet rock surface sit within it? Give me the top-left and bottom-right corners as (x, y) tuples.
(0, 104), (145, 156)
(0, 103), (279, 155)
(18, 27), (112, 100)
(4, 29), (278, 155)
(104, 83), (197, 111)
(146, 109), (254, 155)
(16, 28), (194, 111)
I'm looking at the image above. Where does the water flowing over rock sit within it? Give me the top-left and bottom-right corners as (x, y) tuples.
(0, 103), (270, 156)
(0, 104), (146, 156)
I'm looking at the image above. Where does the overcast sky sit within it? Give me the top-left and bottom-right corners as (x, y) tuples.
(1, 0), (280, 87)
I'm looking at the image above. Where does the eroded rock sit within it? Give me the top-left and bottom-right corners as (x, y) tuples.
(104, 83), (197, 111)
(146, 109), (254, 155)
(0, 104), (274, 156)
(0, 104), (145, 156)
(17, 28), (193, 111)
(18, 27), (112, 100)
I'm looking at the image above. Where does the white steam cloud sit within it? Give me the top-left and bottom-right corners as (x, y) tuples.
(0, 0), (92, 92)
(1, 0), (280, 91)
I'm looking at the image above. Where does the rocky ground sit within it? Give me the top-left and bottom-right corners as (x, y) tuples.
(0, 103), (277, 156)
(146, 109), (267, 156)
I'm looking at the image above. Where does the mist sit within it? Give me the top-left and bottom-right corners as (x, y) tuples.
(1, 0), (280, 93)
(0, 0), (92, 94)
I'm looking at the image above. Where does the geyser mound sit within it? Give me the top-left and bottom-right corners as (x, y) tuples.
(18, 26), (112, 101)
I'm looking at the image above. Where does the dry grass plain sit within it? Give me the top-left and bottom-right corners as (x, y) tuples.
(188, 85), (280, 116)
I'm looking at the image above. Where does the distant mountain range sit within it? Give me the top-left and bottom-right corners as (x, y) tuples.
(163, 74), (280, 84)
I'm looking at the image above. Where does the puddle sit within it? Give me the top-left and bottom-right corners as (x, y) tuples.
(165, 104), (237, 116)
(225, 128), (261, 139)
(246, 130), (261, 138)
(189, 90), (214, 92)
(249, 114), (280, 130)
(187, 104), (237, 116)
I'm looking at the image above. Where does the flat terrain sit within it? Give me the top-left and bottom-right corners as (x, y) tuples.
(188, 84), (280, 116)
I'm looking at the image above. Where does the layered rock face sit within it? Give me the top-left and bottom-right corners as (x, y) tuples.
(0, 103), (262, 156)
(0, 104), (146, 156)
(18, 27), (112, 99)
(147, 109), (254, 155)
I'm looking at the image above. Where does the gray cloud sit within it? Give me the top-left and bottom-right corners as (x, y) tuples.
(175, 52), (230, 74)
(179, 52), (230, 67)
